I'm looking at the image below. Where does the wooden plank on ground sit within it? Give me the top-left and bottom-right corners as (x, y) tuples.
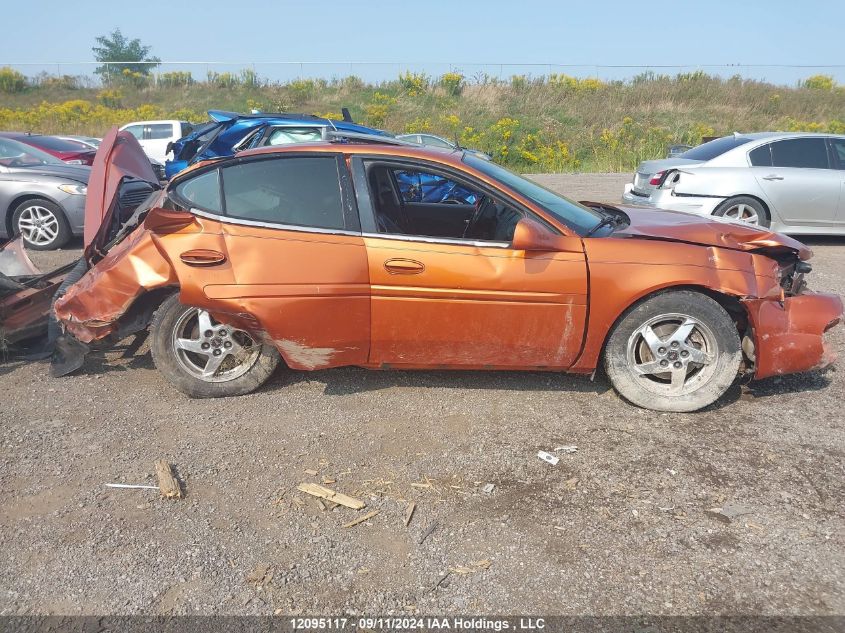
(154, 459), (182, 499)
(343, 510), (380, 528)
(297, 483), (365, 510)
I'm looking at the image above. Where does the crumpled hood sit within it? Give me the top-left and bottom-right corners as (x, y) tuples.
(83, 127), (158, 255)
(611, 205), (813, 260)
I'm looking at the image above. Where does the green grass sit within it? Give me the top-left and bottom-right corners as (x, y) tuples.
(1, 69), (844, 172)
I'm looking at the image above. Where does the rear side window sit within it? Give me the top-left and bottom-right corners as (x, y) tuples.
(770, 138), (830, 169)
(749, 144), (772, 167)
(221, 156), (344, 229)
(679, 136), (753, 161)
(146, 124), (174, 140)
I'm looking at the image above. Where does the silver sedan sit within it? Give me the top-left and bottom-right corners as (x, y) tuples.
(0, 137), (89, 249)
(623, 132), (845, 235)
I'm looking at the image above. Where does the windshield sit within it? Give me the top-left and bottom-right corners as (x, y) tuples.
(0, 137), (63, 166)
(679, 135), (754, 161)
(463, 154), (602, 234)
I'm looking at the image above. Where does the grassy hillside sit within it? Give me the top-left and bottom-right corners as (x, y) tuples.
(1, 68), (844, 172)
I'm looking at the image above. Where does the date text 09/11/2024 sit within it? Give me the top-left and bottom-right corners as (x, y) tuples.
(289, 617), (547, 630)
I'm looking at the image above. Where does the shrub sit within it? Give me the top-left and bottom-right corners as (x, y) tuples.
(157, 71), (193, 87)
(439, 72), (464, 96)
(404, 117), (432, 133)
(398, 71), (429, 96)
(802, 75), (835, 91)
(98, 89), (124, 108)
(0, 67), (27, 93)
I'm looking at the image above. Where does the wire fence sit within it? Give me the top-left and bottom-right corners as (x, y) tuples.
(4, 61), (845, 87)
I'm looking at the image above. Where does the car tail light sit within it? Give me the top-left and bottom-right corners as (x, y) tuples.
(648, 171), (666, 185)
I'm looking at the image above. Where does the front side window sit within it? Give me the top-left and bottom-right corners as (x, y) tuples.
(146, 123), (175, 140)
(222, 156), (344, 229)
(770, 138), (830, 169)
(367, 161), (521, 242)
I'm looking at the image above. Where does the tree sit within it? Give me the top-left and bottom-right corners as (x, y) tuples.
(93, 28), (160, 79)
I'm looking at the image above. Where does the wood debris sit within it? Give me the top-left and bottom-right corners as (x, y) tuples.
(418, 520), (439, 544)
(303, 469), (318, 476)
(297, 483), (365, 510)
(343, 510), (380, 528)
(404, 501), (416, 526)
(154, 459), (182, 499)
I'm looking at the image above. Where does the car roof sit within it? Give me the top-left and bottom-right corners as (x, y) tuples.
(239, 140), (462, 162)
(734, 131), (845, 141)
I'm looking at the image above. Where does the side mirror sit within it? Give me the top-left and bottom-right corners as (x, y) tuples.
(511, 217), (562, 251)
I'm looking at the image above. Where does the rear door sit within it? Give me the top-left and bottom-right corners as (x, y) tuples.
(750, 137), (842, 225)
(170, 153), (370, 369)
(351, 156), (588, 369)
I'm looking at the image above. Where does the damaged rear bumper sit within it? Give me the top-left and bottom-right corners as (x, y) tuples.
(744, 292), (843, 380)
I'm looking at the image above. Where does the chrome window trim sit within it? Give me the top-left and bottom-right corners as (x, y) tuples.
(190, 208), (361, 237)
(361, 231), (510, 249)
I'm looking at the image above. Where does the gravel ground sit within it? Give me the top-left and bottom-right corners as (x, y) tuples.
(1, 173), (843, 617)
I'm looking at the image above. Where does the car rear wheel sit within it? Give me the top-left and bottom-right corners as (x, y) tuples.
(713, 196), (770, 228)
(604, 291), (742, 412)
(150, 294), (281, 398)
(12, 199), (72, 250)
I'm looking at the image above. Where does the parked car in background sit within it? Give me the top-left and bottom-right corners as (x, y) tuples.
(164, 110), (390, 178)
(57, 135), (101, 149)
(0, 136), (89, 249)
(119, 120), (194, 163)
(397, 133), (491, 160)
(49, 128), (842, 413)
(623, 132), (845, 234)
(666, 144), (692, 158)
(0, 132), (97, 166)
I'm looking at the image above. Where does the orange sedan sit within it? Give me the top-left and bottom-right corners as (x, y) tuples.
(52, 129), (842, 412)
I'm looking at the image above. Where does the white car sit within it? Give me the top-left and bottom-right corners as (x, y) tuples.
(623, 132), (845, 235)
(118, 120), (194, 163)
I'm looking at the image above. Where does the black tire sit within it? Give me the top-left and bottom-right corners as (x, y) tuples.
(11, 198), (72, 250)
(712, 196), (770, 228)
(149, 294), (281, 398)
(604, 290), (742, 412)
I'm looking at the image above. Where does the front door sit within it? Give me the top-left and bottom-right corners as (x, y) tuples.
(353, 158), (588, 369)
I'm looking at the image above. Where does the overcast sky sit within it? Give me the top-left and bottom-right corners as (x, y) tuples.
(2, 0), (843, 85)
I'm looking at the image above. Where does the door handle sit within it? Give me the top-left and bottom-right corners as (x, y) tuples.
(762, 175), (784, 181)
(384, 258), (425, 274)
(180, 249), (227, 266)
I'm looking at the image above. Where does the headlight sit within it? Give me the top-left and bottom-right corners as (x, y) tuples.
(64, 159), (84, 165)
(57, 183), (87, 195)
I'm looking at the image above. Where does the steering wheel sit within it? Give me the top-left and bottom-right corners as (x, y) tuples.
(462, 195), (486, 239)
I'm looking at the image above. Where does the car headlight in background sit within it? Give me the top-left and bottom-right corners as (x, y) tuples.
(57, 183), (87, 195)
(64, 159), (84, 165)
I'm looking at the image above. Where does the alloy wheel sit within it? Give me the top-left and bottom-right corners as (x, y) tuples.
(626, 313), (718, 395)
(721, 203), (759, 225)
(171, 308), (261, 382)
(17, 204), (60, 246)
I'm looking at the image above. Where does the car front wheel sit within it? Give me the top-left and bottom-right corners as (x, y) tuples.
(150, 294), (281, 398)
(12, 199), (72, 250)
(604, 291), (742, 412)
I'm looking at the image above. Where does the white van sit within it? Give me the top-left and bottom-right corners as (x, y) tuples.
(118, 120), (193, 163)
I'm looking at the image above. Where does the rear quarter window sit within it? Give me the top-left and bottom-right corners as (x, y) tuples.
(749, 144), (772, 167)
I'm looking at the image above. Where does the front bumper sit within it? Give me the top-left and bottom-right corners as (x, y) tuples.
(622, 184), (724, 216)
(744, 292), (843, 380)
(59, 193), (87, 235)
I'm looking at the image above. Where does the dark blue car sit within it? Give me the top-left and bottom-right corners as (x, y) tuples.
(164, 110), (391, 178)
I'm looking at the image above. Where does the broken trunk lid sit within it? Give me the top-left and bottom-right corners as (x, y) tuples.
(83, 127), (159, 258)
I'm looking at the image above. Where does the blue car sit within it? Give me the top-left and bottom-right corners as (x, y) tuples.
(165, 110), (391, 178)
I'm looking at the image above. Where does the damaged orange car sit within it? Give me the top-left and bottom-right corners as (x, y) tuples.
(47, 128), (842, 412)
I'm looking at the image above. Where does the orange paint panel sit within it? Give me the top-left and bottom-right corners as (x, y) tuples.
(364, 235), (587, 368)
